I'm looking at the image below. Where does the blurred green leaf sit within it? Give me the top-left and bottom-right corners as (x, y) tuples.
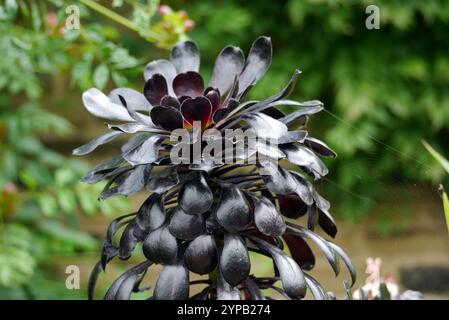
(93, 63), (109, 90)
(37, 194), (58, 217)
(56, 189), (77, 214)
(38, 221), (98, 250)
(0, 224), (36, 287)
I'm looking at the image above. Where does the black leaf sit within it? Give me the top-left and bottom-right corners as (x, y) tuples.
(219, 234), (250, 286)
(238, 36), (272, 96)
(184, 234), (218, 275)
(135, 193), (166, 233)
(179, 171), (213, 215)
(248, 236), (306, 299)
(143, 225), (178, 265)
(210, 45), (245, 94)
(73, 131), (123, 156)
(153, 264), (189, 300)
(215, 184), (252, 232)
(252, 195), (286, 237)
(170, 40), (200, 73)
(217, 270), (241, 300)
(168, 206), (205, 240)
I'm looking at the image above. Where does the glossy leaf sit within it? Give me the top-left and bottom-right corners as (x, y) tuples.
(153, 264), (189, 300)
(217, 270), (240, 300)
(304, 137), (337, 158)
(160, 95), (180, 109)
(184, 234), (217, 275)
(248, 70), (302, 113)
(99, 164), (151, 200)
(312, 189), (331, 211)
(73, 131), (123, 156)
(252, 195), (286, 237)
(88, 261), (103, 300)
(215, 184), (251, 232)
(150, 106), (184, 131)
(117, 94), (154, 126)
(282, 232), (315, 270)
(82, 88), (135, 122)
(104, 261), (152, 300)
(135, 193), (166, 233)
(168, 206), (205, 240)
(143, 225), (178, 264)
(238, 36), (272, 96)
(173, 71), (204, 98)
(219, 234), (250, 286)
(146, 165), (179, 194)
(210, 45), (245, 94)
(242, 112), (288, 140)
(244, 277), (265, 300)
(144, 74), (168, 106)
(249, 236), (306, 299)
(318, 208), (337, 238)
(121, 133), (151, 153)
(286, 223), (340, 276)
(282, 144), (328, 179)
(109, 88), (152, 111)
(277, 194), (307, 219)
(289, 171), (314, 205)
(108, 123), (162, 134)
(278, 130), (308, 144)
(170, 40), (200, 73)
(118, 221), (141, 260)
(280, 106), (324, 125)
(304, 274), (326, 300)
(144, 59), (177, 96)
(327, 242), (357, 286)
(179, 171), (213, 215)
(259, 163), (298, 196)
(180, 96), (212, 127)
(205, 88), (221, 112)
(122, 135), (165, 166)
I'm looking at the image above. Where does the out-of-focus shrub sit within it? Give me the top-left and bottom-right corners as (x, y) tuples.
(0, 0), (191, 298)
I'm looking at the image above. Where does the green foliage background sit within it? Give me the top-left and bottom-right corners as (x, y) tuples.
(0, 0), (448, 299)
(0, 0), (190, 299)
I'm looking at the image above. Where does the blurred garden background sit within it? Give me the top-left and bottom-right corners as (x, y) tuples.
(1, 0), (449, 299)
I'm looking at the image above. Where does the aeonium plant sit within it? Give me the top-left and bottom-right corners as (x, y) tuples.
(75, 36), (356, 300)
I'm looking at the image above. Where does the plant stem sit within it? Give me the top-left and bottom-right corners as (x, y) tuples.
(77, 0), (163, 42)
(79, 0), (138, 32)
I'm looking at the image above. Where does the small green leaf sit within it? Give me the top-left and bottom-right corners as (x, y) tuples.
(76, 187), (98, 215)
(93, 64), (109, 90)
(19, 169), (37, 190)
(71, 55), (93, 90)
(37, 194), (58, 217)
(57, 189), (77, 214)
(54, 168), (75, 186)
(111, 71), (128, 87)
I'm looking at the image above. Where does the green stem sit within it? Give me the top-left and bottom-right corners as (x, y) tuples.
(77, 0), (163, 42)
(79, 0), (138, 32)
